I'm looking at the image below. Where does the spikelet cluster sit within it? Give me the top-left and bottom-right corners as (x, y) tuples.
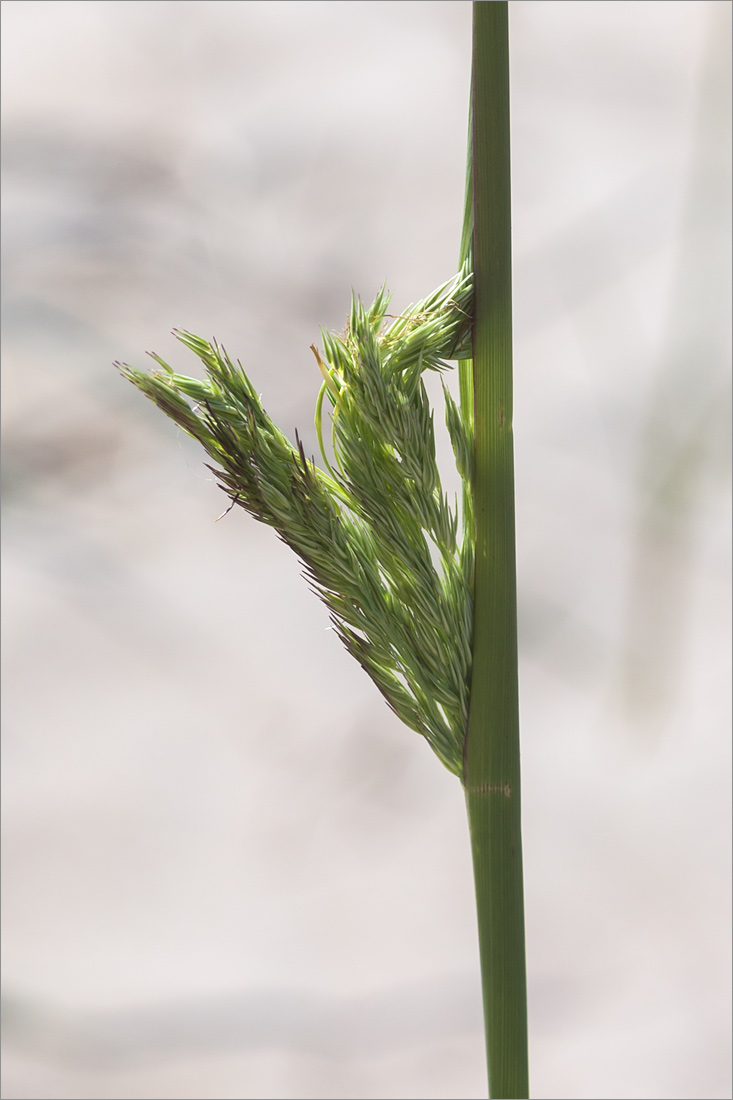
(119, 260), (474, 776)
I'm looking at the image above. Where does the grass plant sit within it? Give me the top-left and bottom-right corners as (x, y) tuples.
(119, 3), (528, 1095)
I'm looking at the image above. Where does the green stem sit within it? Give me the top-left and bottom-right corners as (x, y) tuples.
(463, 4), (529, 1097)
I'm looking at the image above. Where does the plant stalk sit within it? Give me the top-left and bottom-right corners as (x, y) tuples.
(463, 3), (529, 1097)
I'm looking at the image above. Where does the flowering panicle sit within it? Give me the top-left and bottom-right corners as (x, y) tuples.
(119, 259), (474, 776)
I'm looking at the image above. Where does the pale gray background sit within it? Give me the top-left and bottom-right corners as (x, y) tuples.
(2, 2), (731, 1098)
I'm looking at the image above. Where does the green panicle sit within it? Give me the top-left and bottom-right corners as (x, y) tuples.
(119, 260), (474, 776)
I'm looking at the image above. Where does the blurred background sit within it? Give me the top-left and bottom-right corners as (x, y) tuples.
(1, 2), (730, 1098)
